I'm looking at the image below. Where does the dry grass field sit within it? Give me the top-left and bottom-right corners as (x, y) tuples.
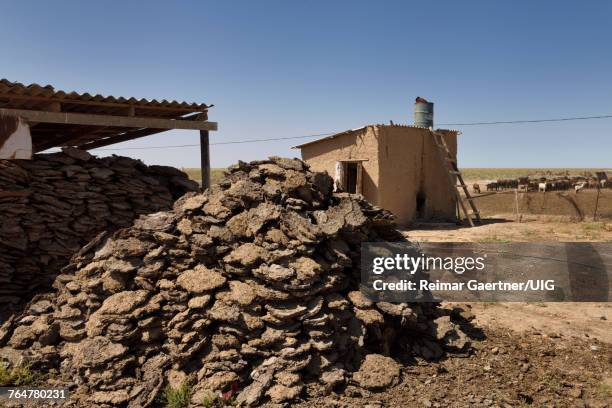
(180, 168), (226, 185)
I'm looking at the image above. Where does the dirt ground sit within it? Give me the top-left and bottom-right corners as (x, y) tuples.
(402, 217), (612, 344)
(405, 217), (612, 243)
(468, 301), (612, 344)
(369, 216), (612, 407)
(294, 218), (612, 407)
(291, 218), (612, 407)
(293, 326), (612, 408)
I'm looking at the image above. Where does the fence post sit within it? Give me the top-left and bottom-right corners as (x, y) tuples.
(514, 189), (521, 222)
(593, 186), (601, 221)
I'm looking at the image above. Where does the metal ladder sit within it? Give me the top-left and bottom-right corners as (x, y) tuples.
(431, 130), (481, 227)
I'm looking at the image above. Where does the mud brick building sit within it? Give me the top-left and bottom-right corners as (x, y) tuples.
(295, 99), (459, 225)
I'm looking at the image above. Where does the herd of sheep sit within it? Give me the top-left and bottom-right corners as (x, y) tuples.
(473, 174), (611, 194)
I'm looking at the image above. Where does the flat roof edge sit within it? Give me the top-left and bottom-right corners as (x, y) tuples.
(293, 124), (459, 149)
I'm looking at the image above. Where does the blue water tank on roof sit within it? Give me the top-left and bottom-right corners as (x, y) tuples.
(414, 97), (434, 128)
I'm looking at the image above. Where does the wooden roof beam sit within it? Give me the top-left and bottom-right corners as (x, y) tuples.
(0, 107), (217, 131)
(75, 128), (168, 150)
(33, 126), (129, 152)
(34, 132), (88, 152)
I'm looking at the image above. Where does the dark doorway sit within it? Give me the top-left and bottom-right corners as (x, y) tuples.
(345, 162), (358, 194)
(416, 191), (426, 218)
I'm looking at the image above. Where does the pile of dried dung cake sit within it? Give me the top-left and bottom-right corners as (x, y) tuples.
(0, 148), (198, 310)
(0, 157), (468, 407)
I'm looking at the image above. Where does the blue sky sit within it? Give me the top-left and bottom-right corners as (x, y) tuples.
(1, 1), (610, 168)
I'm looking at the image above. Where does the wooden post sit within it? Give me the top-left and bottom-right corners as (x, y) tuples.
(200, 130), (210, 190)
(456, 199), (461, 223)
(355, 162), (363, 195)
(514, 189), (521, 222)
(593, 186), (601, 220)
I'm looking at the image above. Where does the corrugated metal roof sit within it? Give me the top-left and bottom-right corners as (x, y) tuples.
(292, 124), (459, 149)
(0, 79), (210, 112)
(0, 79), (214, 152)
